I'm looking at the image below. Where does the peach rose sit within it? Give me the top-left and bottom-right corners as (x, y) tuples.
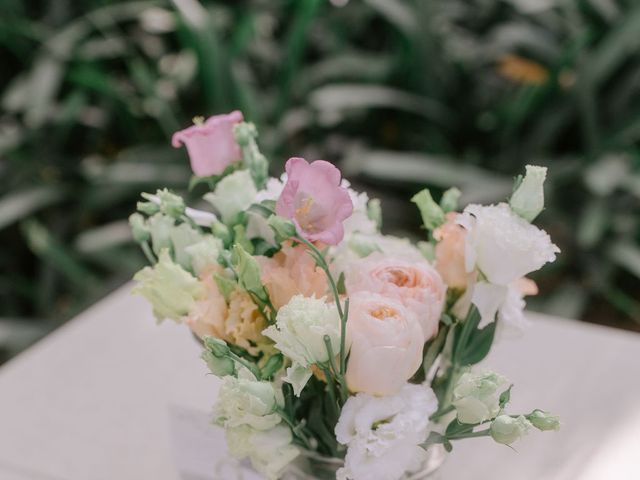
(257, 241), (327, 310)
(183, 268), (268, 355)
(433, 212), (469, 290)
(345, 293), (424, 396)
(345, 255), (446, 340)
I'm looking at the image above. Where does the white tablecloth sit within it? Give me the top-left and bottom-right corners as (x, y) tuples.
(0, 284), (639, 480)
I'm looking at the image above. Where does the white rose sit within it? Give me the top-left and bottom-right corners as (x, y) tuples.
(457, 203), (559, 285)
(335, 383), (438, 480)
(262, 295), (342, 395)
(204, 170), (257, 223)
(214, 368), (281, 431)
(226, 425), (299, 480)
(452, 370), (509, 424)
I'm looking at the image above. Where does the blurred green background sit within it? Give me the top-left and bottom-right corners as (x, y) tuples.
(1, 0), (639, 363)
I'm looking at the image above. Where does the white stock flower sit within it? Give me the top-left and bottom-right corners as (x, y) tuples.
(452, 370), (509, 424)
(226, 425), (299, 480)
(457, 203), (559, 285)
(262, 295), (341, 395)
(204, 170), (257, 223)
(214, 368), (281, 431)
(335, 383), (438, 480)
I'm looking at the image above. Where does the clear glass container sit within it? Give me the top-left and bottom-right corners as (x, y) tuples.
(281, 445), (447, 480)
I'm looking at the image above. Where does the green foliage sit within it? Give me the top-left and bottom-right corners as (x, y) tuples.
(1, 0), (639, 362)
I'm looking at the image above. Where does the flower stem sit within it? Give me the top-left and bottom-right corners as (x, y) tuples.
(297, 235), (349, 377)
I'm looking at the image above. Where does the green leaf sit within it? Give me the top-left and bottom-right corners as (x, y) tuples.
(459, 321), (497, 366)
(260, 354), (284, 380)
(445, 418), (474, 437)
(336, 272), (346, 295)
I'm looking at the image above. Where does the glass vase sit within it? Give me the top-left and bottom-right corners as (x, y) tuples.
(280, 445), (447, 480)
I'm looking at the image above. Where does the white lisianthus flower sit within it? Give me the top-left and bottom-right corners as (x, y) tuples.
(341, 180), (379, 237)
(226, 425), (299, 480)
(457, 203), (559, 286)
(262, 295), (342, 396)
(204, 170), (257, 223)
(132, 249), (204, 322)
(255, 174), (286, 203)
(335, 383), (438, 480)
(490, 415), (532, 445)
(214, 368), (281, 431)
(471, 278), (538, 337)
(452, 370), (509, 424)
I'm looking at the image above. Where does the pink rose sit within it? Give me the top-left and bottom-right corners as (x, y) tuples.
(171, 111), (243, 176)
(276, 158), (353, 245)
(345, 255), (446, 340)
(433, 212), (470, 290)
(256, 241), (327, 310)
(345, 293), (424, 396)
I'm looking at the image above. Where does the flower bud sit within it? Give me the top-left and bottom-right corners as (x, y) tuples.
(137, 200), (159, 216)
(452, 370), (509, 424)
(202, 337), (236, 377)
(231, 243), (266, 301)
(528, 409), (560, 431)
(509, 165), (547, 222)
(440, 187), (461, 213)
(367, 198), (382, 229)
(233, 122), (258, 146)
(129, 213), (150, 243)
(490, 415), (532, 445)
(411, 188), (445, 230)
(146, 214), (175, 256)
(156, 188), (186, 218)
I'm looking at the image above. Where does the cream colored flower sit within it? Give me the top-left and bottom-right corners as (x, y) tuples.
(345, 293), (424, 396)
(133, 249), (204, 322)
(214, 368), (281, 431)
(226, 425), (299, 480)
(263, 295), (341, 395)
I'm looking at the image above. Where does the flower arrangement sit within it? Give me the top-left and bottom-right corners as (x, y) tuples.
(130, 111), (560, 480)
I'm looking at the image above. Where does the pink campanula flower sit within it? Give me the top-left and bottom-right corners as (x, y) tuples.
(276, 158), (353, 245)
(171, 111), (243, 177)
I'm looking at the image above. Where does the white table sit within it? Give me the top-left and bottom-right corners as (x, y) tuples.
(0, 284), (639, 480)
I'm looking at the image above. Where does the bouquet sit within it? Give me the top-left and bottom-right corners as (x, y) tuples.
(130, 111), (560, 480)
